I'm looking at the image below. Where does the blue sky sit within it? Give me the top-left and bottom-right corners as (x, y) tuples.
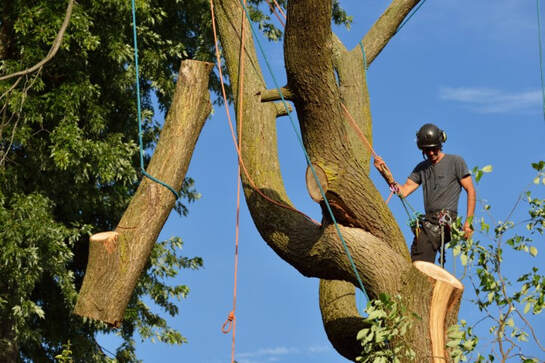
(100, 1), (545, 361)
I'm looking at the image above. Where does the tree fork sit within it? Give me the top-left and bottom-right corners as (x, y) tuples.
(74, 60), (213, 325)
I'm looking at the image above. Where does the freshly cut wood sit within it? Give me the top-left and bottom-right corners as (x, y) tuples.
(89, 231), (119, 254)
(74, 60), (213, 326)
(305, 164), (328, 202)
(414, 261), (464, 363)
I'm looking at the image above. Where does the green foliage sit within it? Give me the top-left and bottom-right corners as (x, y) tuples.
(54, 340), (74, 363)
(447, 320), (480, 362)
(355, 294), (416, 363)
(1, 0), (207, 361)
(447, 162), (545, 362)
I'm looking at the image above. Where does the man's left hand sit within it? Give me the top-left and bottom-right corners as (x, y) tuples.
(463, 221), (473, 240)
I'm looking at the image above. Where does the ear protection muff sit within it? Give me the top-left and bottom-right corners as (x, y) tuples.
(440, 130), (447, 143)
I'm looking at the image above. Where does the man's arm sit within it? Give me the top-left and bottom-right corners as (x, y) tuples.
(396, 178), (420, 198)
(460, 175), (476, 239)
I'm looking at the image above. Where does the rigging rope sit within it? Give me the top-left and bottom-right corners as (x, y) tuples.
(130, 0), (179, 198)
(396, 0), (428, 34)
(537, 0), (545, 120)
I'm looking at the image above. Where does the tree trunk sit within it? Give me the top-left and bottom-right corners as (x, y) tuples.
(212, 0), (463, 361)
(74, 60), (213, 325)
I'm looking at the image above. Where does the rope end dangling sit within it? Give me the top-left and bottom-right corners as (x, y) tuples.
(222, 311), (235, 334)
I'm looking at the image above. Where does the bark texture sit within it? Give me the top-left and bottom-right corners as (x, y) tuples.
(74, 60), (213, 325)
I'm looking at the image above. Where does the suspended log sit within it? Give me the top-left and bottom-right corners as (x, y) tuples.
(413, 261), (464, 363)
(74, 60), (213, 326)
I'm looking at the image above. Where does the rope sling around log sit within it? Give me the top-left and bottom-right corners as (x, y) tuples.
(87, 0), (182, 246)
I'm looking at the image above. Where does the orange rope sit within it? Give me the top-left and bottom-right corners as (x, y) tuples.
(263, 0), (285, 27)
(209, 1), (319, 361)
(220, 3), (247, 362)
(271, 0), (286, 19)
(340, 104), (398, 203)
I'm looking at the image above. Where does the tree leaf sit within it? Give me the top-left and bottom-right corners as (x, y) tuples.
(481, 165), (493, 173)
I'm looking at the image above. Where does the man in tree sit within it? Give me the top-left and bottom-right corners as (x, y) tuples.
(394, 123), (476, 264)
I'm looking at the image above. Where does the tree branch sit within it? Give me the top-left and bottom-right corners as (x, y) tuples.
(74, 60), (213, 325)
(319, 279), (367, 361)
(0, 0), (74, 81)
(259, 87), (294, 102)
(357, 0), (422, 67)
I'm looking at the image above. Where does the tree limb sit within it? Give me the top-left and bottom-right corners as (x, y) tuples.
(0, 0), (74, 81)
(259, 87), (294, 102)
(74, 60), (213, 325)
(357, 0), (422, 67)
(319, 279), (367, 361)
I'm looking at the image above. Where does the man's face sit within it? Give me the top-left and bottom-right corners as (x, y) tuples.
(423, 147), (441, 163)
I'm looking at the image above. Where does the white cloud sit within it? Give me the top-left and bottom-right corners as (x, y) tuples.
(439, 87), (542, 114)
(307, 345), (330, 353)
(237, 346), (300, 359)
(235, 344), (332, 362)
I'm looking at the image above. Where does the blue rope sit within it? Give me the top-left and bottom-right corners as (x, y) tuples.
(396, 0), (427, 34)
(537, 0), (545, 121)
(130, 0), (180, 198)
(239, 0), (368, 299)
(359, 41), (368, 71)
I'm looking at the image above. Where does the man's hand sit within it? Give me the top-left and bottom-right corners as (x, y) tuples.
(463, 220), (473, 240)
(373, 156), (386, 170)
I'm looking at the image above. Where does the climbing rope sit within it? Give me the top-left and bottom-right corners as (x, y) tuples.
(130, 0), (179, 198)
(537, 0), (545, 120)
(395, 0), (428, 34)
(359, 41), (368, 71)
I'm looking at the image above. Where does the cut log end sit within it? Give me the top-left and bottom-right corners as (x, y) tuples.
(89, 231), (119, 254)
(305, 164), (328, 202)
(413, 261), (464, 363)
(413, 261), (464, 291)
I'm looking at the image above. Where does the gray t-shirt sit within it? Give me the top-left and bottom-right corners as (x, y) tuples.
(408, 154), (470, 214)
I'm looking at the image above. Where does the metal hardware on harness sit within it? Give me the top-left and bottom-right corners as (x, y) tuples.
(437, 210), (452, 268)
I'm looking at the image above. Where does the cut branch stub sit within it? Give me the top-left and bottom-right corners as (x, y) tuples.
(414, 261), (464, 363)
(89, 231), (119, 254)
(306, 163), (328, 202)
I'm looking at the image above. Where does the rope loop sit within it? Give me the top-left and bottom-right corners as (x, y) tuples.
(222, 311), (236, 334)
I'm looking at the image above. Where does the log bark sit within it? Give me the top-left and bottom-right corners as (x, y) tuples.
(74, 60), (213, 325)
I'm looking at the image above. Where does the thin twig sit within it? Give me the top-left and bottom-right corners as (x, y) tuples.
(0, 76), (22, 102)
(0, 0), (74, 81)
(514, 309), (545, 352)
(0, 70), (42, 167)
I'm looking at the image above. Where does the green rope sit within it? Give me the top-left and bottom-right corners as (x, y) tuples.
(131, 0), (180, 198)
(396, 0), (427, 34)
(537, 0), (545, 120)
(238, 0), (368, 299)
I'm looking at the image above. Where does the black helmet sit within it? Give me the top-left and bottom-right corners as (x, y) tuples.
(416, 123), (447, 150)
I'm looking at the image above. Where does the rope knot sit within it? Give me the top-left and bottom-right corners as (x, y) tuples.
(222, 311), (235, 334)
